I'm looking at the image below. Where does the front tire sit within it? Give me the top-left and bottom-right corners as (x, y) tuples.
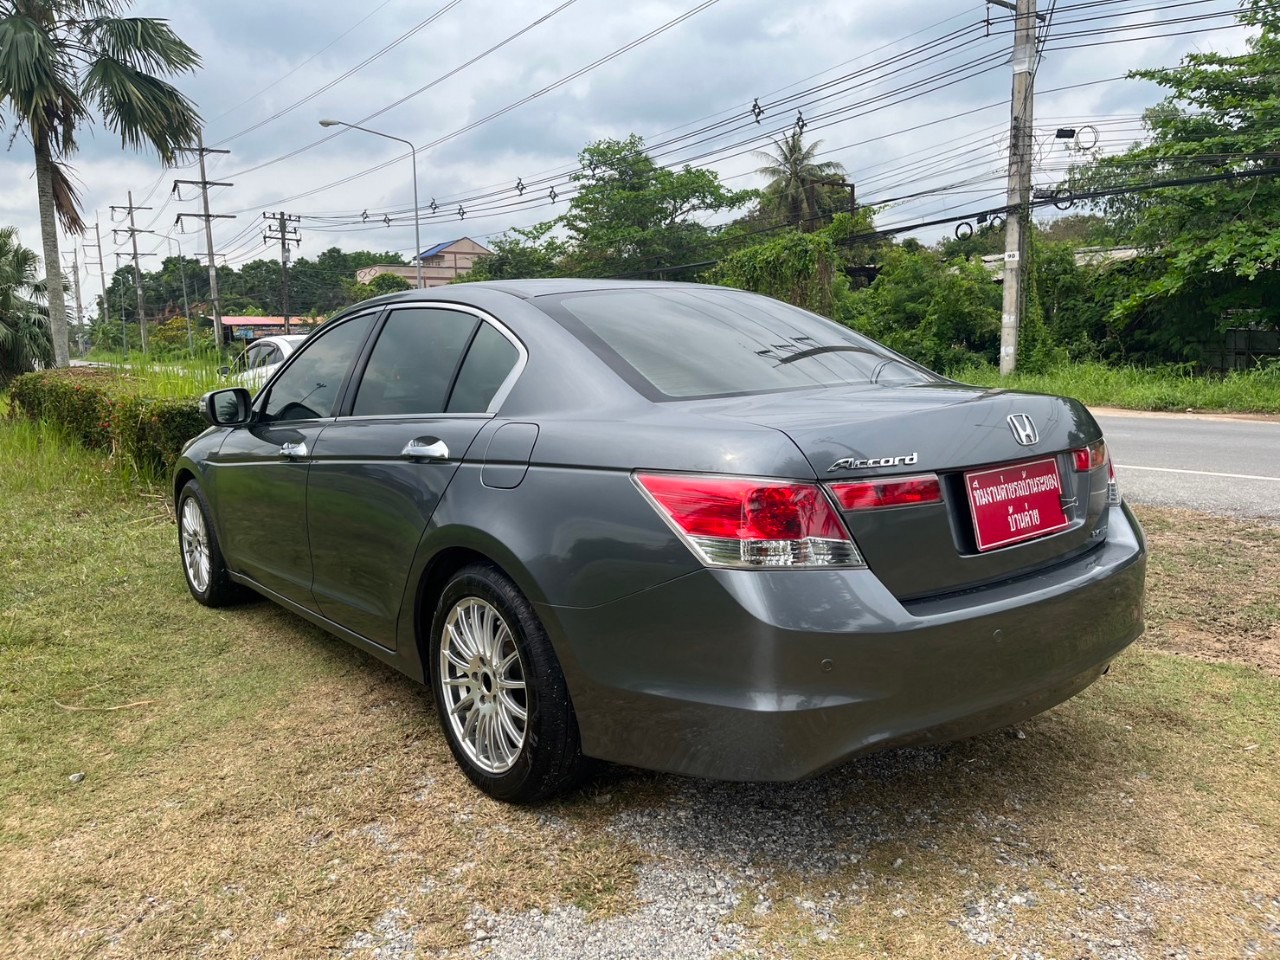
(177, 480), (242, 607)
(430, 564), (585, 803)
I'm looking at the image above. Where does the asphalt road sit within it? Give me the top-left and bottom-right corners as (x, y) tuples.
(1094, 410), (1280, 520)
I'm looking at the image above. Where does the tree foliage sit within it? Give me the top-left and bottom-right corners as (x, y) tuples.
(464, 135), (755, 281)
(839, 246), (1002, 370)
(752, 131), (849, 229)
(0, 0), (202, 366)
(1064, 0), (1280, 357)
(0, 225), (51, 383)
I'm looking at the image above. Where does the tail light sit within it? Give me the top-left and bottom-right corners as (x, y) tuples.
(634, 473), (864, 568)
(829, 475), (941, 510)
(1072, 438), (1122, 503)
(1072, 440), (1108, 472)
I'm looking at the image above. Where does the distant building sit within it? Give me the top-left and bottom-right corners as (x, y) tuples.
(355, 238), (493, 288)
(222, 316), (321, 340)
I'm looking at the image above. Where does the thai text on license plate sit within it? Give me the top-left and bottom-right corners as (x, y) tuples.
(965, 457), (1070, 552)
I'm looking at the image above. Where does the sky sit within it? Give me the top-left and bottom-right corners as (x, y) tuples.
(0, 0), (1256, 311)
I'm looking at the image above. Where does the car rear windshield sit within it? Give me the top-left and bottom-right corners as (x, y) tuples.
(545, 287), (937, 400)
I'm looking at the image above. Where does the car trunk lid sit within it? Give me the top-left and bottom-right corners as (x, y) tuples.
(692, 382), (1112, 601)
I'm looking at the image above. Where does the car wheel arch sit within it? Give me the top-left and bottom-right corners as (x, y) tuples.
(173, 465), (198, 512)
(411, 539), (547, 682)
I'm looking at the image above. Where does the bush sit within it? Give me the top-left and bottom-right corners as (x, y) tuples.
(8, 369), (206, 478)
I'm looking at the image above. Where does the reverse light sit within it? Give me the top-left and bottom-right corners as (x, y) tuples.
(1107, 458), (1121, 504)
(1072, 439), (1108, 472)
(634, 473), (864, 568)
(828, 475), (942, 511)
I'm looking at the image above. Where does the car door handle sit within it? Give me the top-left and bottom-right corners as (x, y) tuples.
(401, 438), (449, 461)
(279, 441), (308, 459)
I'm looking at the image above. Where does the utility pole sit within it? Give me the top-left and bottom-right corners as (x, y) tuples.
(110, 191), (156, 353)
(262, 212), (301, 333)
(993, 0), (1038, 376)
(62, 250), (86, 356)
(84, 222), (110, 341)
(174, 130), (234, 349)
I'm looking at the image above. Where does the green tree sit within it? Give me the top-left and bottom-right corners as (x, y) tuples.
(840, 245), (1002, 370)
(0, 0), (202, 368)
(1064, 0), (1280, 360)
(753, 131), (848, 229)
(557, 135), (755, 277)
(344, 270), (412, 305)
(465, 136), (754, 280)
(0, 225), (51, 383)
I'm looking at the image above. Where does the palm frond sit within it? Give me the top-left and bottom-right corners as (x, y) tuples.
(49, 156), (86, 233)
(82, 55), (201, 163)
(80, 16), (201, 74)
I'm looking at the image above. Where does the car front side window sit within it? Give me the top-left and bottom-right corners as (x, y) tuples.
(262, 314), (376, 423)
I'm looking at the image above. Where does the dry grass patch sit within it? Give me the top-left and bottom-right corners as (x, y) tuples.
(1140, 507), (1280, 675)
(1, 420), (1277, 959)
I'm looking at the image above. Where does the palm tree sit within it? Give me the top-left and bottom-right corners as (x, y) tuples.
(0, 1), (202, 368)
(0, 225), (52, 383)
(754, 131), (849, 230)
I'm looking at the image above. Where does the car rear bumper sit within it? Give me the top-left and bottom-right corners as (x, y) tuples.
(537, 501), (1146, 781)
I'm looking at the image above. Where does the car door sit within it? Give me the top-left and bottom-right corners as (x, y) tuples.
(210, 313), (379, 608)
(306, 305), (525, 647)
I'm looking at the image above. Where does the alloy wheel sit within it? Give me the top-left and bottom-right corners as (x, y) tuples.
(439, 598), (528, 774)
(180, 497), (211, 593)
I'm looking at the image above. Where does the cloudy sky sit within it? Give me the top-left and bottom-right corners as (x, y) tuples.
(0, 0), (1255, 304)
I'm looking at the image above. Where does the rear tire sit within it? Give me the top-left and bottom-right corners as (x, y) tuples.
(430, 564), (585, 803)
(177, 480), (243, 608)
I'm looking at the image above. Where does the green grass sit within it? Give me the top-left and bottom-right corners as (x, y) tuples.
(82, 352), (230, 398)
(1, 418), (1277, 958)
(948, 359), (1280, 413)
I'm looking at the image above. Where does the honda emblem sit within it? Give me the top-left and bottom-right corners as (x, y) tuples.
(1007, 413), (1039, 446)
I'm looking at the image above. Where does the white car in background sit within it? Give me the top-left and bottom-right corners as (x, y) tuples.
(221, 335), (307, 391)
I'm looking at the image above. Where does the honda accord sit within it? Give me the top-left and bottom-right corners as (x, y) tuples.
(175, 280), (1146, 803)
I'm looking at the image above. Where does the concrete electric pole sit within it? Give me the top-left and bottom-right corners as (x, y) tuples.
(993, 0), (1039, 376)
(174, 130), (235, 349)
(263, 212), (301, 334)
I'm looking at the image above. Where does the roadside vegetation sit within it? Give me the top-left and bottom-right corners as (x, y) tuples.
(948, 359), (1280, 414)
(1, 418), (1276, 958)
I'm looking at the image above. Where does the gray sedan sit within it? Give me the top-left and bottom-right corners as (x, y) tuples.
(175, 280), (1146, 803)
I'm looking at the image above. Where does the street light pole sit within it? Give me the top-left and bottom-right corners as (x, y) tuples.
(319, 119), (423, 289)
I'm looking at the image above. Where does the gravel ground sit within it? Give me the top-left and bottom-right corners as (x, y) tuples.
(336, 733), (1280, 960)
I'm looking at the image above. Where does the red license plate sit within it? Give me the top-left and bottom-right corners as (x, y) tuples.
(965, 457), (1070, 552)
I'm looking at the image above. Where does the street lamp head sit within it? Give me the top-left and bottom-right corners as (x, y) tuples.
(318, 119), (342, 128)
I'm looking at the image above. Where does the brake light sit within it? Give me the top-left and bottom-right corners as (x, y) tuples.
(1072, 439), (1108, 472)
(634, 473), (864, 568)
(829, 475), (941, 511)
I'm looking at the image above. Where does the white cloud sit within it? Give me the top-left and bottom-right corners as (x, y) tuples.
(0, 0), (1257, 301)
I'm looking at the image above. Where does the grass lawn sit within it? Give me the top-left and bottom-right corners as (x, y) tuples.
(1, 418), (1277, 959)
(948, 360), (1280, 415)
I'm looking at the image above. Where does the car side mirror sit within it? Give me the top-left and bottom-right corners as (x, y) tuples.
(201, 387), (253, 427)
(217, 365), (231, 377)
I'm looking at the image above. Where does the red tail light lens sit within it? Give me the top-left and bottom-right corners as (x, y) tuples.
(828, 475), (942, 511)
(634, 473), (864, 568)
(1072, 439), (1108, 472)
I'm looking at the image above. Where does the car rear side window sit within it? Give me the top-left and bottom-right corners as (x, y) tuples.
(447, 322), (520, 413)
(549, 288), (934, 400)
(352, 308), (478, 417)
(262, 314), (376, 422)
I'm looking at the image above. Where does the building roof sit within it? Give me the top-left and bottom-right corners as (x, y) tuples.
(416, 241), (455, 260)
(415, 237), (492, 261)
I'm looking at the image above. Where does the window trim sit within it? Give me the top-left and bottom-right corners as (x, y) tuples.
(253, 309), (384, 425)
(334, 302), (528, 421)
